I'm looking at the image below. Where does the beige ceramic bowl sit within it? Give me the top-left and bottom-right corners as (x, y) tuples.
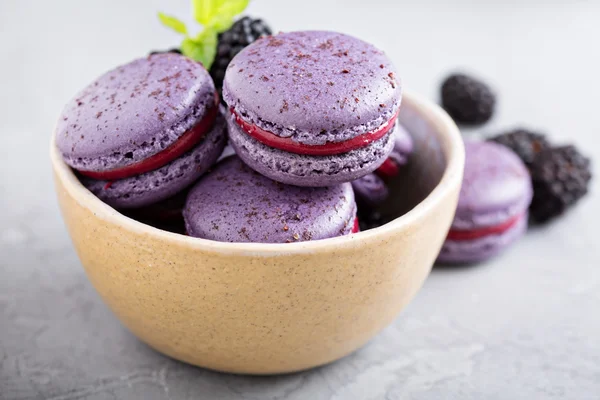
(51, 90), (464, 375)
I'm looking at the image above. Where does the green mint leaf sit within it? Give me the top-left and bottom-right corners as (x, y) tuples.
(192, 0), (223, 26)
(197, 29), (218, 69)
(216, 0), (249, 20)
(206, 14), (234, 31)
(158, 12), (188, 35)
(181, 30), (218, 69)
(192, 0), (248, 29)
(181, 37), (202, 61)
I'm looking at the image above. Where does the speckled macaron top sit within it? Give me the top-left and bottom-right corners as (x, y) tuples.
(454, 141), (532, 229)
(56, 53), (216, 172)
(183, 156), (357, 243)
(223, 31), (401, 145)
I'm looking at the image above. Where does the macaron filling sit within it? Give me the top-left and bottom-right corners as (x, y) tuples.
(352, 218), (360, 233)
(375, 158), (400, 179)
(78, 99), (219, 181)
(231, 108), (399, 156)
(446, 213), (524, 241)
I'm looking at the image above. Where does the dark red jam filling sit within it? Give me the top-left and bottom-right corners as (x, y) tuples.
(231, 108), (399, 156)
(78, 96), (219, 181)
(352, 217), (360, 233)
(446, 213), (523, 241)
(375, 158), (400, 179)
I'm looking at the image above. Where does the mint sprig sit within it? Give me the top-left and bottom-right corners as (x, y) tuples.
(158, 0), (250, 69)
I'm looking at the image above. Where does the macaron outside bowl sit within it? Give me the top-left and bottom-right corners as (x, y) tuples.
(437, 141), (532, 264)
(51, 91), (464, 375)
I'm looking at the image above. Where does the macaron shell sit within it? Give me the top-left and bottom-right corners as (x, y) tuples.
(57, 54), (216, 172)
(388, 124), (414, 166)
(82, 112), (227, 208)
(453, 141), (532, 230)
(228, 114), (397, 187)
(223, 31), (401, 145)
(437, 213), (527, 264)
(183, 156), (357, 243)
(352, 174), (389, 207)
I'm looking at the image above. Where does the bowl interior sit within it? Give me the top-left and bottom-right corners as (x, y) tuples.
(378, 102), (448, 221)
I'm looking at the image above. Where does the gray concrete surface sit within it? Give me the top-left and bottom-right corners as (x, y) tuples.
(1, 0), (599, 399)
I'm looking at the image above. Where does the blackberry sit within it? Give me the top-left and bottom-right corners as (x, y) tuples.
(488, 129), (551, 168)
(210, 16), (272, 96)
(529, 145), (592, 223)
(149, 48), (182, 56)
(441, 73), (496, 125)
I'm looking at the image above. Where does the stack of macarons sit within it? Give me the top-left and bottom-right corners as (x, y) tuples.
(56, 30), (407, 243)
(187, 30), (405, 242)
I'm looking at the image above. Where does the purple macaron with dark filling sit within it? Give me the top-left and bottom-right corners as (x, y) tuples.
(183, 156), (358, 243)
(223, 31), (402, 187)
(56, 53), (227, 208)
(437, 141), (533, 264)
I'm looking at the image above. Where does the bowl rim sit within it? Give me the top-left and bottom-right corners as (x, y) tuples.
(51, 90), (464, 256)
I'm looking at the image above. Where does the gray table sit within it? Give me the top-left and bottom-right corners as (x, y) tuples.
(2, 1), (599, 399)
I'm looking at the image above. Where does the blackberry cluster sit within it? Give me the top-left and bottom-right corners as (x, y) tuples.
(529, 146), (592, 223)
(441, 73), (496, 125)
(210, 17), (272, 94)
(488, 129), (551, 168)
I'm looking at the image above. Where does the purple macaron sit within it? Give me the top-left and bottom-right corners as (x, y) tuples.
(351, 173), (389, 207)
(56, 53), (227, 208)
(437, 141), (533, 264)
(183, 156), (358, 243)
(223, 31), (402, 187)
